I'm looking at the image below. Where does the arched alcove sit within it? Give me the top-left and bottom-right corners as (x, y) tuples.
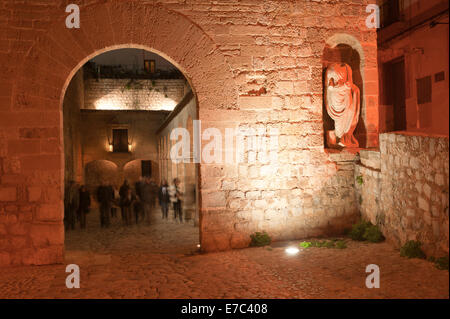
(123, 159), (159, 186)
(323, 34), (367, 148)
(84, 159), (119, 194)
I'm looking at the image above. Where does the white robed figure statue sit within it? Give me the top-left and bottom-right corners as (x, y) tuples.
(325, 63), (360, 148)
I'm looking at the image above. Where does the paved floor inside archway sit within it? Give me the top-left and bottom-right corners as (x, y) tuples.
(0, 208), (448, 299)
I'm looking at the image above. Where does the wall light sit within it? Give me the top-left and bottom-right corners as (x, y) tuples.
(108, 143), (113, 152)
(285, 247), (299, 255)
(128, 143), (133, 152)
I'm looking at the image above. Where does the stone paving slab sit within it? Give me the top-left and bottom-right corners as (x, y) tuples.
(0, 210), (447, 299)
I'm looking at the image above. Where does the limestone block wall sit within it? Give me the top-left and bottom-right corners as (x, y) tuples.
(354, 149), (381, 225)
(0, 0), (378, 265)
(356, 132), (449, 257)
(84, 79), (187, 111)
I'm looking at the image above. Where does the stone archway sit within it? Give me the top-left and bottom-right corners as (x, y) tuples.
(11, 1), (238, 264)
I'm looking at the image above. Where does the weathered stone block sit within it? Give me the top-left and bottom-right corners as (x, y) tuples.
(30, 224), (64, 247)
(202, 191), (226, 208)
(0, 187), (16, 201)
(36, 204), (63, 221)
(28, 187), (41, 202)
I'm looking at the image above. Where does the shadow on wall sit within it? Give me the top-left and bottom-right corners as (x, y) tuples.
(322, 44), (366, 148)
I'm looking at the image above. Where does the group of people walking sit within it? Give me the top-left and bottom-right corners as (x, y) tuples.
(64, 177), (185, 230)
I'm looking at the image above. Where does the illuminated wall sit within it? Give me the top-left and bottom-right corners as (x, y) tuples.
(0, 0), (381, 265)
(84, 79), (189, 111)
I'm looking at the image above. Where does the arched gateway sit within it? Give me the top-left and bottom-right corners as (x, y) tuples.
(9, 1), (238, 265)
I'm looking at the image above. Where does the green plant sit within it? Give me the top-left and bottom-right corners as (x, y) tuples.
(400, 240), (426, 259)
(356, 175), (363, 185)
(250, 231), (271, 247)
(122, 79), (142, 92)
(323, 240), (335, 248)
(299, 241), (312, 248)
(348, 220), (371, 241)
(311, 241), (322, 247)
(349, 221), (384, 243)
(363, 224), (385, 243)
(434, 256), (449, 270)
(335, 240), (347, 249)
(299, 239), (347, 249)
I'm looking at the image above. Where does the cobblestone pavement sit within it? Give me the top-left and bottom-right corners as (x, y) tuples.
(0, 208), (448, 299)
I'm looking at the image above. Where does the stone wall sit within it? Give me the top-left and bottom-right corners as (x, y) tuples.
(354, 149), (381, 225)
(356, 132), (449, 257)
(157, 92), (199, 225)
(201, 149), (361, 250)
(84, 79), (188, 111)
(63, 69), (84, 185)
(0, 0), (379, 265)
(80, 110), (167, 193)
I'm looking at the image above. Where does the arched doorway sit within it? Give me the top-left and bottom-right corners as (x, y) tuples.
(11, 1), (238, 263)
(62, 46), (202, 257)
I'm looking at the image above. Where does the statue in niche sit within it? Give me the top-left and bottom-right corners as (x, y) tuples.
(325, 63), (360, 148)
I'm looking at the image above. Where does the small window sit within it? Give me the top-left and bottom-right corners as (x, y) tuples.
(380, 0), (401, 28)
(435, 71), (445, 83)
(112, 129), (128, 152)
(416, 76), (432, 104)
(141, 160), (152, 177)
(144, 60), (156, 74)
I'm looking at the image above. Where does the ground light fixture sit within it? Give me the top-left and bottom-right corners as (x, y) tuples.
(285, 247), (300, 255)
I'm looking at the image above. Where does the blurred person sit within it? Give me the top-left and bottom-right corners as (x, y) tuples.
(140, 177), (153, 224)
(169, 178), (183, 223)
(121, 188), (136, 226)
(78, 185), (91, 229)
(158, 179), (170, 220)
(97, 181), (113, 228)
(119, 179), (131, 222)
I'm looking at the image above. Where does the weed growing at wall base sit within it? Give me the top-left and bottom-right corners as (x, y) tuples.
(400, 241), (426, 259)
(299, 239), (347, 249)
(349, 220), (384, 243)
(250, 232), (271, 247)
(432, 256), (449, 270)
